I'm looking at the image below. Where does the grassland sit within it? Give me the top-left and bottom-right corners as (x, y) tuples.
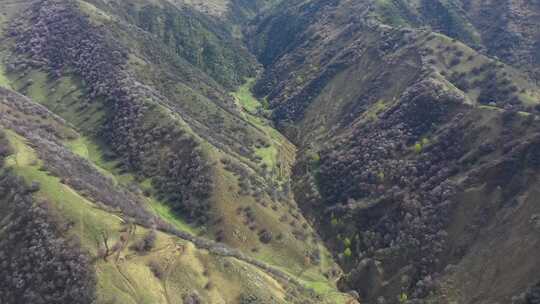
(0, 55), (11, 89)
(232, 78), (260, 113)
(231, 78), (295, 177)
(0, 68), (10, 89)
(11, 70), (106, 134)
(66, 136), (133, 184)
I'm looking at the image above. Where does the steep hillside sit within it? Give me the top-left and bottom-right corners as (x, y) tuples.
(0, 0), (353, 303)
(0, 87), (332, 304)
(250, 0), (540, 303)
(363, 0), (540, 81)
(2, 0), (540, 303)
(82, 0), (260, 88)
(143, 0), (280, 21)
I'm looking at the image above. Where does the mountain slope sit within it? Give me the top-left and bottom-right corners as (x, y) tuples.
(249, 0), (540, 303)
(0, 81), (348, 303)
(0, 0), (353, 303)
(0, 87), (313, 304)
(1, 0), (540, 303)
(369, 0), (540, 81)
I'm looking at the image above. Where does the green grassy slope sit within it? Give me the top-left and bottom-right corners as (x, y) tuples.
(0, 63), (10, 89)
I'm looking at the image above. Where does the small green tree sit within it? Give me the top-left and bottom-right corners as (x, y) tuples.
(377, 171), (385, 182)
(399, 292), (408, 303)
(344, 247), (352, 258)
(413, 142), (423, 154)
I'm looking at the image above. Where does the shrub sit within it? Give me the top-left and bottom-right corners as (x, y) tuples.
(148, 260), (164, 279)
(183, 292), (202, 304)
(28, 181), (41, 193)
(450, 57), (461, 67)
(413, 142), (423, 154)
(258, 230), (273, 244)
(132, 230), (157, 252)
(239, 293), (261, 304)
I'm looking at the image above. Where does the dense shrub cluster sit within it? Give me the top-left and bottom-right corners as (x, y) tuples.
(317, 80), (467, 294)
(10, 0), (213, 223)
(319, 80), (462, 203)
(467, 2), (534, 76)
(0, 141), (96, 303)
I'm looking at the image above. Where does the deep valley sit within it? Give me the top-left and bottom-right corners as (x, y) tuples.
(0, 0), (539, 304)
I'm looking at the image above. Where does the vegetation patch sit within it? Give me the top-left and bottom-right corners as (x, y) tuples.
(0, 63), (11, 89)
(233, 78), (261, 113)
